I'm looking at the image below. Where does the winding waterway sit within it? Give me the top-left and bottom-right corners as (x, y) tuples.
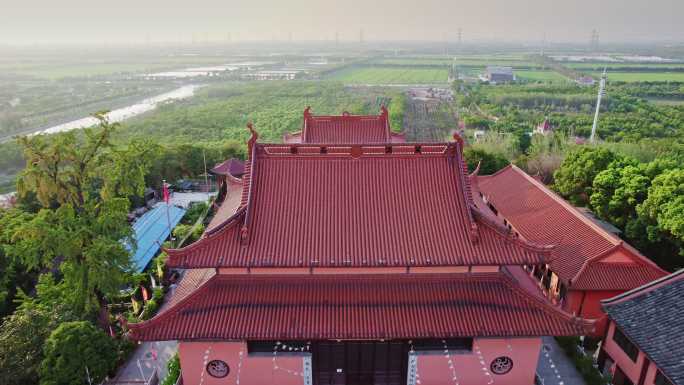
(35, 84), (202, 135)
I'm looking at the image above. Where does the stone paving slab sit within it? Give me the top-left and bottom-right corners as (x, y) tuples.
(536, 336), (587, 385)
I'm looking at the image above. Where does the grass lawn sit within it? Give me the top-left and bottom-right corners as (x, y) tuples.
(327, 67), (449, 84)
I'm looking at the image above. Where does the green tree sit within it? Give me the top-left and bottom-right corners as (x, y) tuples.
(7, 116), (154, 315)
(637, 168), (684, 261)
(0, 275), (76, 385)
(553, 147), (621, 205)
(463, 148), (509, 175)
(40, 321), (117, 385)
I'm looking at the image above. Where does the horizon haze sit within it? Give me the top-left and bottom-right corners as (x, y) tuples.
(1, 0), (683, 45)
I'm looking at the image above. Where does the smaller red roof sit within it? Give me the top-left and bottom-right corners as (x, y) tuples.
(205, 176), (243, 233)
(476, 165), (667, 290)
(284, 107), (405, 144)
(129, 272), (591, 341)
(210, 158), (245, 178)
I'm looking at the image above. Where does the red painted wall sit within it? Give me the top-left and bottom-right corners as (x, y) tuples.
(178, 338), (541, 385)
(602, 321), (648, 384)
(564, 290), (623, 336)
(179, 341), (307, 385)
(415, 337), (541, 385)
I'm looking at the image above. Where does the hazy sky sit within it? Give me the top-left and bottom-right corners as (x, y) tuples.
(1, 0), (682, 44)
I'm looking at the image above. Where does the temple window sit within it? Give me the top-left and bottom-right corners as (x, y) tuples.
(612, 327), (639, 362)
(655, 371), (674, 385)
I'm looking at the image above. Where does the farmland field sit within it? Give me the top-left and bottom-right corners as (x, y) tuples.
(593, 71), (684, 82)
(327, 67), (449, 84)
(372, 58), (452, 66)
(515, 70), (569, 82)
(566, 62), (684, 70)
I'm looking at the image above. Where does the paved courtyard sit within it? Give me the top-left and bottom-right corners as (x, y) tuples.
(536, 336), (587, 385)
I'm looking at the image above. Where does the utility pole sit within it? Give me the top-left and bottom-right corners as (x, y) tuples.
(203, 149), (209, 192)
(590, 67), (607, 143)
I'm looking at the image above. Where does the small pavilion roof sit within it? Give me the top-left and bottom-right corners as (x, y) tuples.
(602, 270), (684, 384)
(166, 138), (552, 269)
(284, 107), (405, 144)
(129, 271), (592, 341)
(209, 158), (245, 178)
(476, 165), (666, 290)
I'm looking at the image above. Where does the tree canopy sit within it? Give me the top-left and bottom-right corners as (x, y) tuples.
(40, 321), (117, 385)
(6, 116), (155, 315)
(553, 147), (623, 205)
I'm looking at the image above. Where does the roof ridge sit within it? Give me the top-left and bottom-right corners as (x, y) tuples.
(601, 268), (684, 307)
(508, 164), (622, 246)
(452, 136), (479, 242)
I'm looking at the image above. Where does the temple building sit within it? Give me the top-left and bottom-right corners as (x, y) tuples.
(283, 106), (406, 144)
(129, 109), (592, 385)
(598, 270), (684, 385)
(474, 165), (667, 335)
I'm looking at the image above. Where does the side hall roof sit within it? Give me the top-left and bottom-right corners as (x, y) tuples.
(284, 107), (405, 144)
(166, 137), (552, 269)
(129, 271), (592, 341)
(602, 270), (684, 385)
(476, 165), (666, 290)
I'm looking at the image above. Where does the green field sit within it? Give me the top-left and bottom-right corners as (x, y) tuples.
(0, 56), (229, 80)
(327, 67), (449, 84)
(372, 58), (452, 66)
(594, 71), (684, 82)
(566, 62), (684, 70)
(515, 70), (569, 82)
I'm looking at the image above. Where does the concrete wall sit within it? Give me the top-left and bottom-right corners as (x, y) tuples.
(178, 337), (541, 385)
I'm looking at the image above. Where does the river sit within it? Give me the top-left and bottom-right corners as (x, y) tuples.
(35, 84), (202, 135)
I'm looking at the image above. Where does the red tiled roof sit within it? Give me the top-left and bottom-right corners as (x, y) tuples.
(209, 158), (245, 177)
(285, 107), (405, 144)
(167, 141), (551, 269)
(476, 165), (666, 290)
(572, 260), (666, 291)
(129, 272), (591, 341)
(159, 268), (215, 313)
(205, 177), (243, 233)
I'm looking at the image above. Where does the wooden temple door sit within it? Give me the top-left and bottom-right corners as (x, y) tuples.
(313, 341), (408, 385)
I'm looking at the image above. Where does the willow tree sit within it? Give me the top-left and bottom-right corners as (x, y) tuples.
(7, 114), (157, 315)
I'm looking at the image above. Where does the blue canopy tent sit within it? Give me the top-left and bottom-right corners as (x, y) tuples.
(129, 203), (186, 273)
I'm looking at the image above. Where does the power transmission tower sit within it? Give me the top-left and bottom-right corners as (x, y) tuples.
(590, 29), (599, 52)
(335, 31), (339, 47)
(359, 29), (364, 44)
(458, 28), (462, 46)
(590, 67), (607, 143)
